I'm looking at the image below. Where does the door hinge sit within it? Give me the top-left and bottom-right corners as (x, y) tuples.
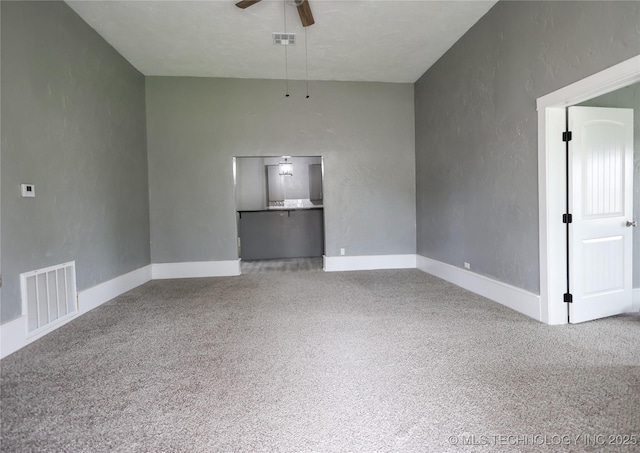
(564, 293), (573, 303)
(562, 131), (572, 142)
(562, 213), (573, 224)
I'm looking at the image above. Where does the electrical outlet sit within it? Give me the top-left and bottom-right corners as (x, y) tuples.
(340, 248), (345, 256)
(464, 262), (471, 270)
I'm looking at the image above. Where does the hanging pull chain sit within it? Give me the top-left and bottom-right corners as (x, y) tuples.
(284, 0), (289, 97)
(305, 26), (309, 98)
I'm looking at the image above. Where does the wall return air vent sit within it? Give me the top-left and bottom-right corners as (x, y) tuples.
(21, 261), (77, 336)
(273, 33), (296, 46)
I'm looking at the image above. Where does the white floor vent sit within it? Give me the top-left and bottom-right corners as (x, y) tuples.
(21, 261), (77, 336)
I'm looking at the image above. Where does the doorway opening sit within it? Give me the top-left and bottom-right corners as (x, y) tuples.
(233, 156), (326, 274)
(537, 55), (640, 325)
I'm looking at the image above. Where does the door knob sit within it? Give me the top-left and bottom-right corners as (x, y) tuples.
(626, 220), (637, 227)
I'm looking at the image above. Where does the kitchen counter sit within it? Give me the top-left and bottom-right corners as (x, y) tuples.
(267, 204), (323, 210)
(238, 202), (323, 214)
(237, 208), (324, 260)
(238, 206), (323, 214)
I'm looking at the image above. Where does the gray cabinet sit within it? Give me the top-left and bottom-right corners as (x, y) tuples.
(309, 164), (323, 201)
(267, 165), (284, 202)
(238, 209), (324, 260)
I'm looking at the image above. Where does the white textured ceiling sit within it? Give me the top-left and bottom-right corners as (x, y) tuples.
(65, 0), (497, 83)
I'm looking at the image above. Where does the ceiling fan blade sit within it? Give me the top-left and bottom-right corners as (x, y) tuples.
(296, 0), (315, 27)
(235, 0), (262, 9)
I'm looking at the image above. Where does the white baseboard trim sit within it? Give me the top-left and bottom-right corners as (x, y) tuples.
(152, 260), (241, 279)
(1, 316), (30, 359)
(1, 313), (82, 360)
(1, 264), (152, 359)
(416, 255), (542, 322)
(323, 254), (417, 272)
(78, 265), (152, 314)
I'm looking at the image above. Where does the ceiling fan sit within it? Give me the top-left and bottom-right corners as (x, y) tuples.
(235, 0), (315, 27)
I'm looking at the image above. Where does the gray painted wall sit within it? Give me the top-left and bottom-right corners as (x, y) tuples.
(415, 1), (640, 293)
(1, 1), (150, 324)
(0, 0), (3, 310)
(578, 83), (640, 286)
(146, 78), (416, 263)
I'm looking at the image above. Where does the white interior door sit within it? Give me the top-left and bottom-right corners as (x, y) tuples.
(569, 106), (634, 324)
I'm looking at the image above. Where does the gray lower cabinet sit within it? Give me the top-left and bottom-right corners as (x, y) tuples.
(238, 209), (324, 260)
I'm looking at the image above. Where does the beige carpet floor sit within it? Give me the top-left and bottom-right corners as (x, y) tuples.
(1, 268), (639, 452)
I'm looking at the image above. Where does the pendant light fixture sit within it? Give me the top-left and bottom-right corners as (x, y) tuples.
(305, 26), (310, 98)
(279, 157), (293, 176)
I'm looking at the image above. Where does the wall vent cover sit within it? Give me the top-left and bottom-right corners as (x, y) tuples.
(273, 33), (296, 46)
(21, 261), (77, 337)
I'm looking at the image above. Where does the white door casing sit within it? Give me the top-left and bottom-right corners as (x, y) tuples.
(537, 55), (640, 325)
(569, 106), (634, 323)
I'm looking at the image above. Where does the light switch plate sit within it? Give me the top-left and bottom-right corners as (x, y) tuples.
(21, 184), (35, 198)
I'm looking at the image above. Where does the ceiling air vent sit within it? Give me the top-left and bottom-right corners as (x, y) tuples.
(273, 33), (296, 46)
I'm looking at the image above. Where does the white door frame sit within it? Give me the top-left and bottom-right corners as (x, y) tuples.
(537, 55), (640, 325)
